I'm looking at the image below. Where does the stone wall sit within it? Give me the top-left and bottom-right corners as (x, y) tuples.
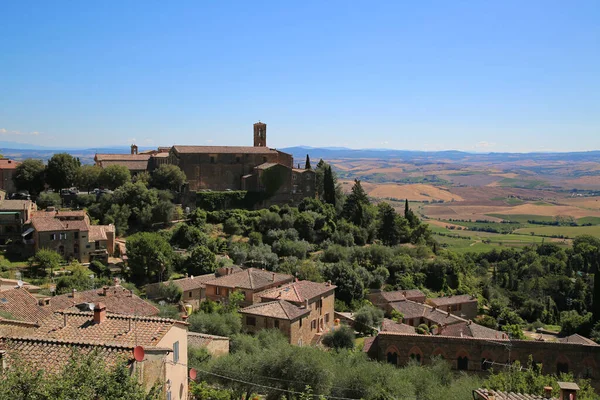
(188, 332), (229, 357)
(367, 332), (600, 383)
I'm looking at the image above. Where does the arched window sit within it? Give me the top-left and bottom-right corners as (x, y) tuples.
(557, 362), (569, 375)
(481, 358), (492, 371)
(387, 352), (398, 365)
(410, 353), (421, 363)
(458, 356), (469, 371)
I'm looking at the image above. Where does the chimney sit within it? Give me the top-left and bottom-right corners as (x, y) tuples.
(185, 273), (189, 278)
(272, 272), (275, 281)
(182, 315), (188, 321)
(71, 288), (77, 298)
(113, 277), (119, 286)
(129, 289), (133, 297)
(63, 313), (68, 327)
(102, 286), (109, 296)
(305, 299), (309, 309)
(558, 382), (579, 400)
(190, 275), (194, 280)
(93, 302), (107, 324)
(128, 318), (132, 332)
(544, 387), (553, 399)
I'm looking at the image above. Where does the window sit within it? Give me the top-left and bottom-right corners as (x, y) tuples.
(457, 356), (469, 371)
(173, 341), (179, 363)
(481, 358), (491, 371)
(557, 362), (569, 374)
(274, 320), (279, 329)
(410, 353), (421, 363)
(584, 367), (593, 379)
(74, 232), (79, 239)
(86, 244), (91, 249)
(216, 287), (221, 295)
(59, 233), (67, 240)
(50, 233), (56, 240)
(306, 185), (310, 192)
(292, 174), (297, 180)
(311, 319), (316, 330)
(263, 157), (267, 163)
(210, 156), (215, 164)
(387, 352), (398, 365)
(299, 318), (303, 328)
(236, 156), (241, 163)
(74, 244), (79, 254)
(325, 313), (330, 323)
(189, 292), (192, 298)
(247, 316), (256, 326)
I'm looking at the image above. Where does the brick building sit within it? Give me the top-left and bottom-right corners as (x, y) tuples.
(24, 209), (115, 263)
(365, 331), (600, 386)
(240, 280), (336, 346)
(94, 122), (316, 205)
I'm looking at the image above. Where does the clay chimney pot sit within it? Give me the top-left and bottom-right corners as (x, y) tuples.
(93, 302), (107, 324)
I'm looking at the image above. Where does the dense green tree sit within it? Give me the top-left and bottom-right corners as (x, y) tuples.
(185, 246), (218, 276)
(342, 179), (371, 227)
(305, 154), (312, 170)
(188, 312), (242, 336)
(321, 325), (355, 350)
(46, 153), (80, 190)
(322, 262), (364, 305)
(77, 165), (102, 192)
(404, 199), (420, 229)
(36, 191), (62, 209)
(104, 203), (131, 235)
(55, 262), (111, 294)
(157, 280), (183, 303)
(28, 249), (63, 277)
(13, 158), (46, 196)
(98, 165), (131, 190)
(353, 305), (384, 335)
(0, 351), (159, 400)
(150, 164), (187, 191)
(127, 232), (174, 285)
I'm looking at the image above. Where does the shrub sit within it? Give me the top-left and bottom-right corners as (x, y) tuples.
(321, 325), (355, 350)
(353, 305), (384, 335)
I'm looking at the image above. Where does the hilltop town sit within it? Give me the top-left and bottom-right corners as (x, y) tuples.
(0, 122), (598, 400)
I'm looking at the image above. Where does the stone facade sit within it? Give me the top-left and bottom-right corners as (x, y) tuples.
(0, 159), (19, 193)
(367, 332), (600, 385)
(0, 199), (36, 245)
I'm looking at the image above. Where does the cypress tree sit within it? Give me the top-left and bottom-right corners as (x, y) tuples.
(305, 154), (312, 170)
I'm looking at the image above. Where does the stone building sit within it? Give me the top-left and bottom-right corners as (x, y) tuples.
(240, 280), (336, 346)
(94, 122), (316, 205)
(24, 209), (115, 263)
(0, 198), (36, 245)
(0, 159), (19, 193)
(204, 268), (294, 307)
(426, 294), (478, 320)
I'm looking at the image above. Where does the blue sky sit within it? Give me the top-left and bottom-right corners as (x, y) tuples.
(1, 1), (599, 152)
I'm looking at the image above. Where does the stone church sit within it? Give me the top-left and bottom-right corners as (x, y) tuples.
(94, 122), (316, 203)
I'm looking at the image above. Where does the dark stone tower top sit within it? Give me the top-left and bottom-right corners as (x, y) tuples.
(131, 144), (138, 155)
(253, 122), (267, 147)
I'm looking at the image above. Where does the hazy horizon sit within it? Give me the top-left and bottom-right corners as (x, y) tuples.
(1, 1), (599, 152)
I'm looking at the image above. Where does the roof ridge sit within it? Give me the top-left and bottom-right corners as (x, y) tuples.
(55, 310), (181, 324)
(1, 335), (137, 349)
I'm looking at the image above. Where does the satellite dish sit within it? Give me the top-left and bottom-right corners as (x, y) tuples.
(189, 368), (197, 380)
(133, 346), (145, 362)
(17, 280), (23, 288)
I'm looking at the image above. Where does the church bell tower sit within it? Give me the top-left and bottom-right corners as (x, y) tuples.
(253, 122), (267, 147)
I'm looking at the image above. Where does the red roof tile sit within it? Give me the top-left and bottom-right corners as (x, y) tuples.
(258, 280), (336, 304)
(428, 294), (477, 306)
(0, 159), (19, 169)
(381, 319), (416, 334)
(240, 300), (310, 320)
(205, 268), (293, 291)
(32, 311), (183, 347)
(0, 288), (53, 323)
(48, 286), (159, 316)
(172, 145), (280, 155)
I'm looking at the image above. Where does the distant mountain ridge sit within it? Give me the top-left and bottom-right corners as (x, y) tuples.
(1, 142), (599, 164)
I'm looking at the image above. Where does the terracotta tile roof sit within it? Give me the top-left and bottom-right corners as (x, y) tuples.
(255, 162), (280, 170)
(0, 278), (40, 292)
(257, 280), (336, 304)
(0, 159), (19, 169)
(240, 300), (310, 321)
(172, 145), (280, 155)
(89, 224), (114, 241)
(32, 311), (183, 347)
(367, 290), (426, 305)
(0, 336), (134, 374)
(205, 268), (293, 290)
(559, 333), (599, 346)
(0, 199), (32, 210)
(362, 336), (375, 353)
(0, 288), (53, 323)
(474, 389), (557, 400)
(428, 294), (477, 306)
(389, 300), (464, 326)
(30, 210), (90, 232)
(381, 319), (416, 334)
(147, 274), (215, 293)
(437, 321), (507, 339)
(100, 160), (150, 171)
(48, 286), (159, 316)
(95, 154), (152, 161)
(0, 318), (39, 336)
